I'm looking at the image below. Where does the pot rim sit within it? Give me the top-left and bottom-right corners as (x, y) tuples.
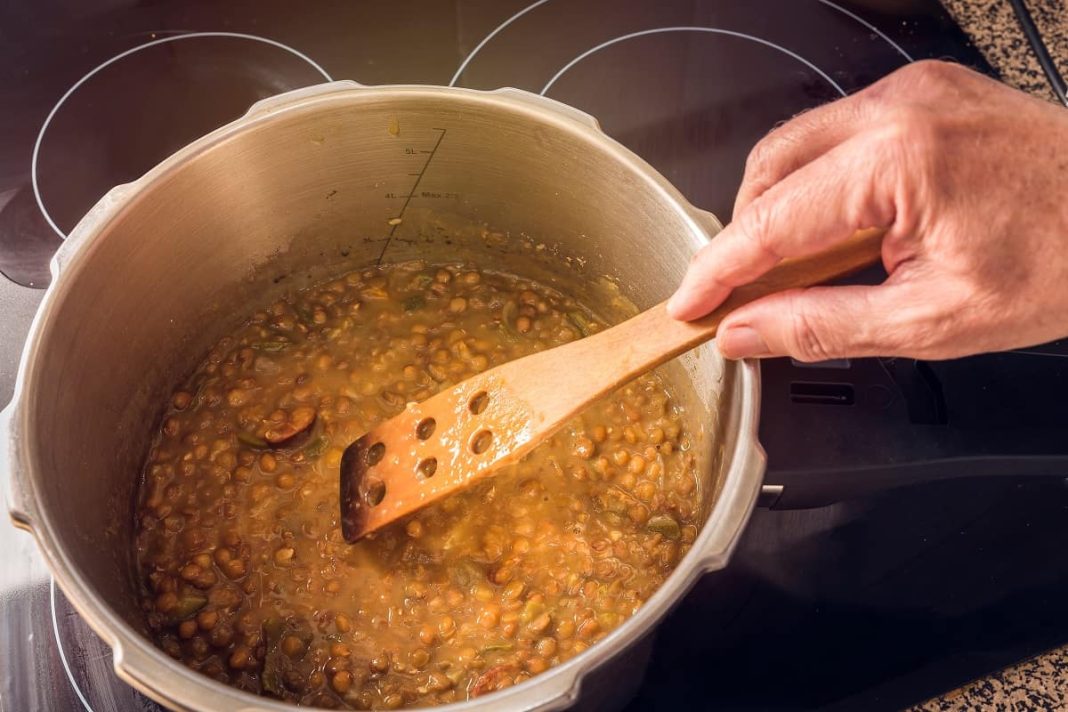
(3, 82), (765, 712)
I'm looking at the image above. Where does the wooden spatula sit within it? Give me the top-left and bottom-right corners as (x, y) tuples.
(340, 228), (884, 542)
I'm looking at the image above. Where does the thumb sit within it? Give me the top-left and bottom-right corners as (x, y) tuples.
(716, 283), (914, 361)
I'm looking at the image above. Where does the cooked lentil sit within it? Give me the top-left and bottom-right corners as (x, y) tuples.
(134, 261), (699, 709)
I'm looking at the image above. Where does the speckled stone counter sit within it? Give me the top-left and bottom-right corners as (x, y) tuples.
(915, 646), (1068, 710)
(942, 0), (1066, 102)
(908, 5), (1067, 708)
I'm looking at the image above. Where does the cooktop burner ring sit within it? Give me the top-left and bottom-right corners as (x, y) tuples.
(30, 31), (333, 242)
(51, 578), (93, 712)
(449, 0), (553, 86)
(813, 0), (914, 61)
(450, 0), (914, 90)
(539, 26), (848, 96)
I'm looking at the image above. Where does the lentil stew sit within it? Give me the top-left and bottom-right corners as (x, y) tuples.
(134, 261), (701, 709)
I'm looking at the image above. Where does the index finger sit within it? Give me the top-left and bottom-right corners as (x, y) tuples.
(668, 132), (896, 321)
(733, 91), (872, 218)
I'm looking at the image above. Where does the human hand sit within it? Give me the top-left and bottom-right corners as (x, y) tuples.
(667, 60), (1068, 361)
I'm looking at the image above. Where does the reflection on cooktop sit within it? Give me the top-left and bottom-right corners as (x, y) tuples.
(0, 0), (980, 290)
(448, 0), (914, 221)
(3, 32), (332, 287)
(33, 33), (331, 241)
(0, 186), (61, 287)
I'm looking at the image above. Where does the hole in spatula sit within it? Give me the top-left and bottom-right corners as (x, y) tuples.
(366, 442), (385, 466)
(416, 418), (436, 440)
(469, 391), (489, 415)
(418, 457), (437, 478)
(363, 478), (386, 506)
(470, 430), (493, 455)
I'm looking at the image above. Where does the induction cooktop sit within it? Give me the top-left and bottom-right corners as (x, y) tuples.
(3, 2), (1068, 711)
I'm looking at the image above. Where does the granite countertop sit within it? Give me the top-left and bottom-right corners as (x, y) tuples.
(944, 0), (1066, 103)
(909, 1), (1068, 709)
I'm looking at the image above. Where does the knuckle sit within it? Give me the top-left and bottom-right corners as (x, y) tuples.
(865, 60), (964, 105)
(851, 90), (885, 123)
(743, 134), (782, 183)
(787, 300), (836, 362)
(744, 112), (811, 181)
(871, 105), (940, 165)
(919, 58), (967, 79)
(882, 104), (930, 139)
(737, 203), (780, 261)
(893, 59), (963, 89)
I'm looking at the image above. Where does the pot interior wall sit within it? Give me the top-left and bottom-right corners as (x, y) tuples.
(25, 89), (733, 635)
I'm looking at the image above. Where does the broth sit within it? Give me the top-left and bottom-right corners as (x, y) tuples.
(134, 261), (700, 709)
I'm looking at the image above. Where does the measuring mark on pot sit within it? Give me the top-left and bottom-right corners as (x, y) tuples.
(376, 127), (447, 265)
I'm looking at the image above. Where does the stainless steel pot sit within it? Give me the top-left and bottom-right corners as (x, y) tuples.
(2, 81), (765, 711)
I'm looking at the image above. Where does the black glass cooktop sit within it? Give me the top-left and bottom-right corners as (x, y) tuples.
(0, 0), (965, 291)
(4, 2), (1068, 711)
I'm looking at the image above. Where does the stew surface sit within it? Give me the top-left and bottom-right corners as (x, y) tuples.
(134, 261), (700, 709)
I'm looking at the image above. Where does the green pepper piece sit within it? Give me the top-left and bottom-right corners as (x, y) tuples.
(261, 617), (287, 696)
(301, 435), (329, 460)
(250, 340), (289, 352)
(237, 432), (269, 449)
(403, 294), (427, 312)
(519, 598), (545, 624)
(566, 311), (592, 337)
(450, 558), (484, 588)
(646, 514), (681, 540)
(164, 591), (207, 623)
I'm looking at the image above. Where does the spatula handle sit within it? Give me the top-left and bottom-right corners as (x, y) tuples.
(624, 226), (885, 367)
(338, 229), (884, 540)
(521, 228), (885, 422)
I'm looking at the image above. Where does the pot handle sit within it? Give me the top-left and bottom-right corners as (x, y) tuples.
(489, 665), (582, 711)
(110, 644), (153, 702)
(243, 80), (366, 119)
(117, 634), (582, 712)
(50, 182), (134, 277)
(687, 206), (726, 241)
(115, 640), (276, 712)
(8, 183), (138, 528)
(660, 205), (760, 570)
(490, 88), (602, 131)
(2, 403), (33, 531)
(695, 365), (767, 570)
(113, 643), (183, 711)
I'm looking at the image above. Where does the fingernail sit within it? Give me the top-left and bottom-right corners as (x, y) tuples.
(718, 326), (770, 359)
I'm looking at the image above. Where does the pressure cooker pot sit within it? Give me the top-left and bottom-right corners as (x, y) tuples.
(2, 81), (764, 711)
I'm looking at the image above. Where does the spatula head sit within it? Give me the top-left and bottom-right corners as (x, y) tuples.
(339, 373), (536, 542)
(339, 230), (888, 542)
